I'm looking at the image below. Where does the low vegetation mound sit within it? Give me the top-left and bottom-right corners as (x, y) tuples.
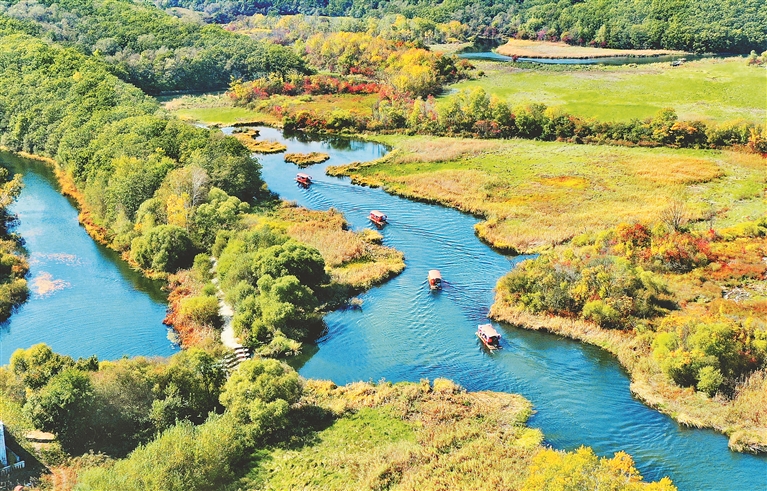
(242, 379), (676, 490)
(284, 152), (330, 167)
(496, 39), (683, 59)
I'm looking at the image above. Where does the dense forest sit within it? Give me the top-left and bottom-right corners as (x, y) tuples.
(0, 0), (308, 93)
(155, 0), (767, 53)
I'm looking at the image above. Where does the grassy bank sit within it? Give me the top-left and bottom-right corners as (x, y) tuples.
(450, 57), (766, 124)
(490, 223), (767, 453)
(242, 379), (675, 490)
(256, 203), (405, 290)
(328, 135), (764, 254)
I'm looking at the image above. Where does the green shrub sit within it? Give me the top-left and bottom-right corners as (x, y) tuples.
(179, 295), (222, 328)
(697, 366), (724, 396)
(130, 225), (196, 273)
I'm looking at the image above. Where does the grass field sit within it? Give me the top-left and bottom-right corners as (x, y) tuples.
(450, 57), (767, 124)
(329, 135), (765, 253)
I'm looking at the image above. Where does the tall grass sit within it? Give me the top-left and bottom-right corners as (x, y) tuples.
(332, 135), (764, 253)
(264, 204), (405, 289)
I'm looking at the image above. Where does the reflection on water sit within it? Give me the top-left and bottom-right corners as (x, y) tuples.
(246, 126), (767, 491)
(0, 152), (178, 364)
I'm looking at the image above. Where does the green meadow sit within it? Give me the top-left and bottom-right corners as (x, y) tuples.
(450, 57), (766, 124)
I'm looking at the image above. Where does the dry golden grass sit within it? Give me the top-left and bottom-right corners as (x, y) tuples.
(284, 152), (330, 167)
(264, 204), (405, 289)
(232, 131), (287, 153)
(496, 39), (683, 59)
(262, 379), (543, 491)
(334, 136), (765, 254)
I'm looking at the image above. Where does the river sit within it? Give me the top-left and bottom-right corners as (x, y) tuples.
(239, 126), (766, 491)
(1, 130), (765, 490)
(458, 51), (719, 65)
(0, 152), (178, 364)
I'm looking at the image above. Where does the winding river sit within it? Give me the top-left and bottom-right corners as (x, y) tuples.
(1, 128), (765, 490)
(0, 152), (178, 364)
(242, 127), (766, 491)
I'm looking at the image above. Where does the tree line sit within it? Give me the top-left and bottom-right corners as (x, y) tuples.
(0, 0), (308, 94)
(154, 0), (765, 54)
(230, 85), (767, 152)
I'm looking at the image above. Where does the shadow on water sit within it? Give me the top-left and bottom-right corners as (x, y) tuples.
(241, 126), (767, 491)
(0, 151), (178, 364)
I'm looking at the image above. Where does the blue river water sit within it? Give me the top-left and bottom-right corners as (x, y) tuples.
(458, 51), (717, 65)
(0, 127), (765, 490)
(0, 152), (179, 364)
(242, 126), (766, 491)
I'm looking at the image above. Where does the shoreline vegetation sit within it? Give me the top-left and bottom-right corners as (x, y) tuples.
(495, 39), (687, 59)
(326, 134), (767, 453)
(165, 203), (405, 350)
(326, 135), (764, 254)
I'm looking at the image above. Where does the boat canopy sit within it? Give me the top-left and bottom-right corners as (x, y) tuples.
(370, 210), (387, 220)
(478, 323), (500, 338)
(428, 270), (442, 281)
(296, 172), (312, 180)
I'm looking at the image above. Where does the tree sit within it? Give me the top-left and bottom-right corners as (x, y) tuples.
(252, 240), (328, 290)
(130, 225), (196, 273)
(25, 368), (96, 454)
(219, 358), (302, 441)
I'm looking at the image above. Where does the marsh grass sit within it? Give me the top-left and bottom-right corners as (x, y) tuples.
(496, 39), (682, 59)
(232, 132), (287, 153)
(261, 204), (405, 289)
(244, 379), (543, 491)
(332, 135), (764, 253)
(284, 152), (331, 167)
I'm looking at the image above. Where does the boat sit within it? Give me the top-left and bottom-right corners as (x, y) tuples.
(476, 323), (501, 350)
(428, 269), (442, 290)
(369, 210), (387, 227)
(296, 172), (313, 186)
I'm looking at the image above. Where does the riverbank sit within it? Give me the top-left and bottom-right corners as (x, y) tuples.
(327, 134), (764, 254)
(496, 39), (685, 59)
(248, 379), (676, 490)
(489, 302), (767, 454)
(489, 222), (767, 454)
(164, 202), (405, 349)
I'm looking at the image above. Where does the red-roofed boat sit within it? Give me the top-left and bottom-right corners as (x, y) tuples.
(428, 269), (442, 290)
(296, 173), (313, 186)
(477, 323), (501, 350)
(369, 210), (387, 227)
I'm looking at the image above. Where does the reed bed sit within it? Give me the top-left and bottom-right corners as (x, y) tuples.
(284, 152), (330, 167)
(268, 205), (405, 290)
(333, 136), (764, 253)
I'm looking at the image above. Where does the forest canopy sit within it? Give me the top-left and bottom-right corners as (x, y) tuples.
(152, 0), (767, 53)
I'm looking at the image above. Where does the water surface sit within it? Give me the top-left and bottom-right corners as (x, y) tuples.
(0, 152), (178, 364)
(244, 126), (767, 491)
(459, 51), (718, 65)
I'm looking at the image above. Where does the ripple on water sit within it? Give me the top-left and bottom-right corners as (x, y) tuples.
(250, 127), (767, 491)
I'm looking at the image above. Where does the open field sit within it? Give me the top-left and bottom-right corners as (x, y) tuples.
(451, 57), (767, 124)
(241, 379), (674, 490)
(328, 135), (765, 253)
(496, 39), (683, 59)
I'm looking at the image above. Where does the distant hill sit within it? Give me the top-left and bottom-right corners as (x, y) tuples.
(153, 0), (766, 54)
